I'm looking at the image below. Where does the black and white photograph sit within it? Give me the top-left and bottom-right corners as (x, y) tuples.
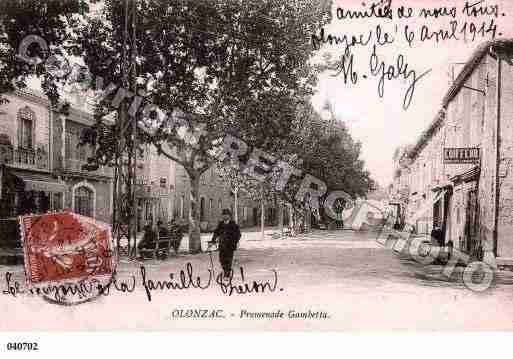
(1, 1), (513, 352)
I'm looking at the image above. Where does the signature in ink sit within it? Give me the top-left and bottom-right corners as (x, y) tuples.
(140, 252), (281, 301)
(3, 253), (282, 302)
(328, 51), (358, 85)
(216, 267), (279, 296)
(369, 45), (432, 109)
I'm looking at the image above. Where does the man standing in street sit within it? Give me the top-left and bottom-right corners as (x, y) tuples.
(210, 209), (241, 278)
(431, 225), (443, 247)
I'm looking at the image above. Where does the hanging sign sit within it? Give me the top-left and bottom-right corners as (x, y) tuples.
(443, 147), (480, 164)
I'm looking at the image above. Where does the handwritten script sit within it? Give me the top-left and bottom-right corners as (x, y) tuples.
(313, 0), (504, 109)
(2, 253), (282, 302)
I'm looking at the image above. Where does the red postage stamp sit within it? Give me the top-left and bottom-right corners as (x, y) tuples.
(20, 211), (115, 286)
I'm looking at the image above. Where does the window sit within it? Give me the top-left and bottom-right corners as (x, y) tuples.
(74, 186), (94, 217)
(66, 123), (92, 162)
(145, 201), (152, 221)
(209, 198), (213, 215)
(38, 191), (50, 213)
(433, 200), (441, 227)
(18, 107), (35, 149)
(200, 197), (205, 221)
(218, 199), (222, 209)
(52, 193), (63, 211)
(20, 118), (33, 148)
(180, 195), (185, 219)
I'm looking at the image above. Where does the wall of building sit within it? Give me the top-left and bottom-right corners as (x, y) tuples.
(53, 109), (114, 224)
(392, 53), (513, 258)
(173, 163), (274, 231)
(444, 58), (488, 252)
(52, 113), (63, 169)
(63, 177), (112, 224)
(0, 92), (51, 157)
(136, 145), (176, 224)
(1, 90), (279, 232)
(479, 55), (499, 255)
(174, 164), (231, 230)
(403, 124), (445, 234)
(497, 58), (513, 258)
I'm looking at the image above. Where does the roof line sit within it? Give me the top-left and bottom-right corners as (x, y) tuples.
(407, 39), (513, 161)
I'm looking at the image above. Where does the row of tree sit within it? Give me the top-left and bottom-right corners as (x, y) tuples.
(216, 100), (374, 234)
(0, 0), (373, 252)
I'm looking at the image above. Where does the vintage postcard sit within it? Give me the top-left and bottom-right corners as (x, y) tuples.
(2, 0), (513, 339)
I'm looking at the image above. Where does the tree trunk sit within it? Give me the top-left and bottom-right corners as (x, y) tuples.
(278, 199), (284, 238)
(234, 187), (239, 224)
(188, 174), (202, 253)
(294, 209), (302, 234)
(306, 207), (311, 233)
(289, 203), (294, 233)
(152, 200), (157, 229)
(0, 165), (3, 200)
(261, 186), (265, 241)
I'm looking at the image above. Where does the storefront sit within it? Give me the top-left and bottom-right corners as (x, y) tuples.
(0, 165), (67, 249)
(431, 182), (452, 247)
(448, 166), (481, 257)
(0, 165), (66, 218)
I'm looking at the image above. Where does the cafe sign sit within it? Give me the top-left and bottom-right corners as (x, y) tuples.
(443, 147), (480, 164)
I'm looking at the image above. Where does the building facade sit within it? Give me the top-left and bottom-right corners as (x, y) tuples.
(53, 106), (113, 224)
(135, 144), (175, 229)
(0, 90), (65, 219)
(390, 40), (513, 263)
(173, 162), (277, 231)
(0, 90), (277, 234)
(133, 149), (278, 231)
(0, 89), (113, 226)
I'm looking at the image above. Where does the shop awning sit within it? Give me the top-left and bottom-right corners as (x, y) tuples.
(10, 171), (67, 193)
(0, 165), (24, 191)
(431, 181), (453, 193)
(409, 189), (446, 224)
(450, 166), (480, 184)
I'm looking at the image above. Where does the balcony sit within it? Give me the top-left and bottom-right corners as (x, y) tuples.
(63, 158), (114, 178)
(0, 144), (49, 171)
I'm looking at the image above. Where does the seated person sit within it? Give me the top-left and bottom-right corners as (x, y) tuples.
(169, 219), (183, 235)
(167, 219), (175, 233)
(167, 219), (184, 252)
(157, 220), (169, 238)
(430, 225), (443, 247)
(138, 222), (157, 251)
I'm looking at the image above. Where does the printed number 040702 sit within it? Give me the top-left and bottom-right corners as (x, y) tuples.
(6, 342), (39, 351)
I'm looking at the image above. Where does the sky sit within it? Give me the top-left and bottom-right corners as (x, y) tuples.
(311, 0), (513, 187)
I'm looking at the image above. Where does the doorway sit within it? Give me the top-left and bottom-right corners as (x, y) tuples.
(441, 189), (452, 247)
(464, 188), (479, 255)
